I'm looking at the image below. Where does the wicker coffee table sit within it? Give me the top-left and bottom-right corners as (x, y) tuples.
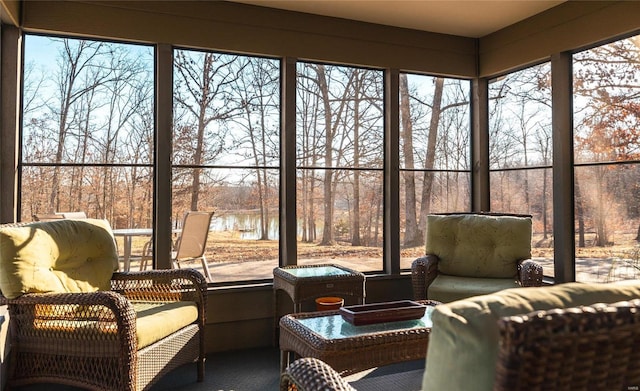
(279, 300), (440, 376)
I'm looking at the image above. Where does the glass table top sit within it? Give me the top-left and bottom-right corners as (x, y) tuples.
(296, 306), (435, 340)
(282, 266), (354, 278)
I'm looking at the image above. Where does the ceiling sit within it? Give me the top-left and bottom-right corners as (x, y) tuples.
(229, 0), (567, 38)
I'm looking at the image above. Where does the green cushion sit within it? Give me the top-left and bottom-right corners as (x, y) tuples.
(427, 274), (520, 303)
(23, 301), (198, 351)
(425, 214), (532, 278)
(422, 280), (640, 391)
(133, 301), (199, 349)
(0, 219), (118, 299)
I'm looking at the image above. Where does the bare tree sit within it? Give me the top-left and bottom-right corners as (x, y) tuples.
(21, 37), (154, 225)
(48, 40), (113, 212)
(401, 76), (468, 246)
(231, 57), (279, 240)
(311, 64), (355, 246)
(174, 51), (246, 211)
(297, 70), (322, 242)
(574, 38), (640, 246)
(417, 78), (444, 233)
(351, 70), (363, 246)
(534, 125), (552, 239)
(400, 74), (420, 247)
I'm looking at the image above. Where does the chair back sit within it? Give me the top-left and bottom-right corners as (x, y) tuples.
(494, 299), (640, 390)
(32, 213), (64, 222)
(175, 211), (214, 259)
(425, 213), (532, 278)
(0, 219), (118, 299)
(33, 212), (87, 221)
(60, 211), (88, 219)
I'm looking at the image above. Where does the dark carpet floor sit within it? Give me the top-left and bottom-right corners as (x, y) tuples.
(152, 346), (281, 391)
(12, 347), (424, 391)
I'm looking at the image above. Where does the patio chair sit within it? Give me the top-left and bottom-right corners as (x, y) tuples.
(140, 211), (214, 282)
(172, 211), (214, 282)
(59, 211), (88, 219)
(0, 219), (207, 391)
(32, 213), (64, 222)
(281, 281), (640, 391)
(411, 212), (543, 302)
(33, 211), (87, 221)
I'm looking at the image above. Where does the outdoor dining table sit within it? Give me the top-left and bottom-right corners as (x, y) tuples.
(112, 228), (153, 272)
(112, 228), (180, 271)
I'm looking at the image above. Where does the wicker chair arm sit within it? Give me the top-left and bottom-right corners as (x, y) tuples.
(516, 259), (543, 287)
(111, 268), (207, 305)
(6, 290), (134, 316)
(6, 290), (138, 356)
(280, 358), (357, 391)
(411, 255), (439, 300)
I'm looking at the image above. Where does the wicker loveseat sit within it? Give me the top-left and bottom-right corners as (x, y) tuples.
(281, 281), (640, 391)
(411, 213), (543, 302)
(0, 219), (207, 391)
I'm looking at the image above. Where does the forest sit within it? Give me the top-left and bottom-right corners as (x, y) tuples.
(20, 34), (640, 278)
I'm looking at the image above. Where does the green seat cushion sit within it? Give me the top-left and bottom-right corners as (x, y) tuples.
(133, 301), (199, 349)
(0, 219), (118, 299)
(427, 274), (520, 303)
(425, 214), (532, 278)
(25, 301), (198, 351)
(422, 280), (640, 391)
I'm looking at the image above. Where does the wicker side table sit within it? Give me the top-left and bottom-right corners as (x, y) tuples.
(273, 264), (366, 343)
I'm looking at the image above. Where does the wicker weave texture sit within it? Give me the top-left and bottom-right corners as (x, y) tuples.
(494, 299), (640, 391)
(136, 324), (201, 390)
(280, 357), (357, 391)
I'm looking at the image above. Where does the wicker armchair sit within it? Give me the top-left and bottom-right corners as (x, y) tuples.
(0, 219), (207, 391)
(494, 299), (640, 390)
(281, 298), (640, 391)
(411, 213), (543, 302)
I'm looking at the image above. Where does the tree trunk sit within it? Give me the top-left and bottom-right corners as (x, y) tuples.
(595, 167), (608, 246)
(400, 74), (421, 247)
(575, 180), (586, 248)
(542, 168), (548, 239)
(418, 77), (445, 230)
(316, 65), (335, 246)
(189, 55), (213, 212)
(351, 73), (362, 246)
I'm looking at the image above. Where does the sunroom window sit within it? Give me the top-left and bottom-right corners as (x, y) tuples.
(21, 35), (154, 273)
(573, 34), (640, 282)
(399, 73), (471, 269)
(172, 48), (280, 282)
(488, 62), (554, 278)
(295, 63), (384, 272)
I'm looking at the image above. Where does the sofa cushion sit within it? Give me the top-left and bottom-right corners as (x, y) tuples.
(133, 301), (199, 349)
(422, 280), (640, 391)
(427, 274), (520, 303)
(0, 219), (118, 299)
(425, 214), (532, 278)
